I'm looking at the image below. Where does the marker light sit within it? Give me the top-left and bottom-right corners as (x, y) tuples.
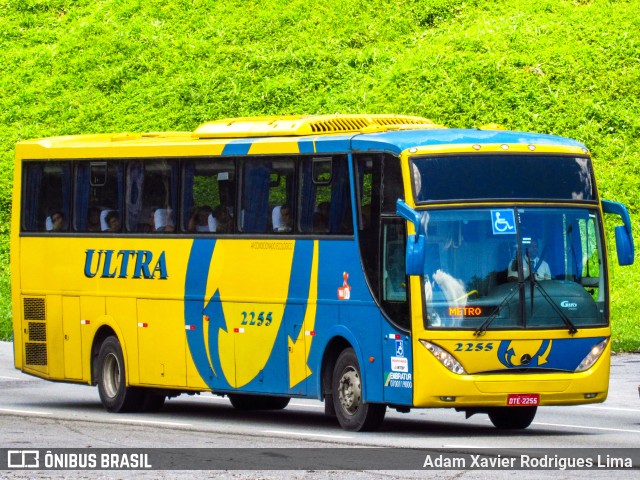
(575, 338), (609, 372)
(420, 340), (466, 375)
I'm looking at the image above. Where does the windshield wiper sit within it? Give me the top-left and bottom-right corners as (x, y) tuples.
(525, 250), (578, 334)
(530, 277), (578, 335)
(474, 284), (519, 337)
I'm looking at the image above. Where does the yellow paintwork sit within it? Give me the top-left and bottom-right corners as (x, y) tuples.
(411, 329), (610, 407)
(193, 114), (439, 138)
(203, 239), (294, 388)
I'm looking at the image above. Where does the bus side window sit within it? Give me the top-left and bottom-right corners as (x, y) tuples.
(74, 161), (123, 233)
(182, 159), (236, 234)
(22, 161), (71, 233)
(299, 155), (352, 235)
(126, 160), (178, 233)
(240, 157), (295, 234)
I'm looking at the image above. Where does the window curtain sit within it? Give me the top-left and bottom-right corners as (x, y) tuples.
(75, 163), (91, 231)
(242, 161), (271, 232)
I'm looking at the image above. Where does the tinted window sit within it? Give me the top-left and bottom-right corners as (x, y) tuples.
(411, 155), (595, 203)
(182, 160), (235, 233)
(74, 161), (123, 233)
(22, 161), (71, 233)
(298, 156), (353, 235)
(240, 158), (295, 234)
(125, 160), (178, 233)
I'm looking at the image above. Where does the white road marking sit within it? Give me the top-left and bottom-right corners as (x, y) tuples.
(0, 375), (25, 380)
(578, 404), (640, 413)
(0, 407), (52, 416)
(533, 422), (640, 434)
(288, 402), (324, 409)
(113, 418), (192, 427)
(262, 429), (352, 439)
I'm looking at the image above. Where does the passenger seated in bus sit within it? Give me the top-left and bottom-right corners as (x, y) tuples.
(272, 205), (291, 232)
(213, 204), (232, 233)
(507, 239), (551, 281)
(188, 206), (214, 233)
(313, 202), (330, 232)
(87, 207), (101, 232)
(104, 210), (121, 233)
(154, 208), (175, 232)
(100, 209), (116, 231)
(46, 211), (65, 232)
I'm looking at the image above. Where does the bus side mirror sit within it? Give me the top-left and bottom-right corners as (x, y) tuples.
(614, 225), (634, 266)
(602, 200), (635, 266)
(397, 199), (426, 275)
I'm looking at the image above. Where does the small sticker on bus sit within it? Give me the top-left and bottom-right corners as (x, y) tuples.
(337, 271), (351, 300)
(391, 356), (408, 372)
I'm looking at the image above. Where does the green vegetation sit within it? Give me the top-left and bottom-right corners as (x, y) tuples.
(1, 0), (638, 349)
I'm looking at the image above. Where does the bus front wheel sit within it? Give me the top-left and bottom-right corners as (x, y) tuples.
(488, 406), (537, 429)
(331, 348), (386, 431)
(97, 336), (143, 413)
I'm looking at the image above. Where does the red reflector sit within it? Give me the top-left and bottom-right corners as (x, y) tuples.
(138, 323), (147, 328)
(80, 320), (90, 325)
(186, 325), (196, 331)
(506, 394), (539, 406)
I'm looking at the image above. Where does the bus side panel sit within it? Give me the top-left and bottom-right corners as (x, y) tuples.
(136, 299), (187, 387)
(61, 296), (83, 380)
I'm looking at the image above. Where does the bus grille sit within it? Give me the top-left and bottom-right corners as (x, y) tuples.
(308, 116), (434, 133)
(25, 343), (47, 366)
(24, 297), (46, 321)
(23, 297), (47, 367)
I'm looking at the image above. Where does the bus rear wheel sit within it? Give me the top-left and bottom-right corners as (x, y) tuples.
(331, 348), (386, 431)
(228, 394), (290, 410)
(97, 336), (144, 413)
(488, 406), (537, 429)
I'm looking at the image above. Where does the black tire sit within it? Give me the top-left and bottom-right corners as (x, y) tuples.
(228, 394), (290, 410)
(331, 348), (386, 431)
(488, 406), (537, 429)
(97, 336), (144, 413)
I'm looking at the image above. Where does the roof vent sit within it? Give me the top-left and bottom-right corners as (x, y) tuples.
(193, 114), (440, 139)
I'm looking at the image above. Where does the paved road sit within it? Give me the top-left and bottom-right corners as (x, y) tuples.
(1, 341), (639, 479)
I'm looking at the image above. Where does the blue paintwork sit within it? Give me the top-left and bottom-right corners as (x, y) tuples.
(349, 128), (587, 154)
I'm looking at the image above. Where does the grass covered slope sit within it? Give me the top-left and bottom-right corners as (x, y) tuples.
(1, 0), (639, 348)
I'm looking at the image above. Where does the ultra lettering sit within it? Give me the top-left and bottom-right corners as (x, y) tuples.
(84, 249), (168, 279)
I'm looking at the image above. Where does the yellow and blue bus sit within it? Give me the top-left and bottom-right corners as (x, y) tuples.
(11, 114), (635, 431)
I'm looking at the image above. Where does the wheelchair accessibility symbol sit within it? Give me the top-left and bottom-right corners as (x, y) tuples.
(491, 210), (516, 235)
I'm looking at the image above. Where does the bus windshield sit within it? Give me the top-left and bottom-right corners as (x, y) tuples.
(421, 207), (605, 330)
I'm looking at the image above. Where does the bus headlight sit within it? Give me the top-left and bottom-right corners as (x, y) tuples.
(575, 338), (609, 372)
(419, 340), (466, 375)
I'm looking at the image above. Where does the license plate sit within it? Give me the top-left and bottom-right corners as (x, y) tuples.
(506, 393), (540, 406)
